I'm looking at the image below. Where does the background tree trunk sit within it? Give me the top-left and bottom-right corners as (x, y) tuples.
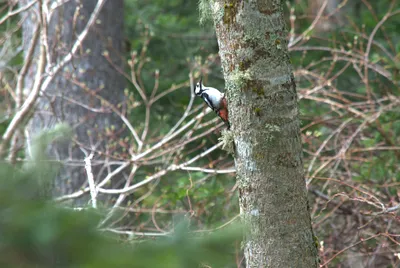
(209, 1), (319, 267)
(20, 0), (126, 196)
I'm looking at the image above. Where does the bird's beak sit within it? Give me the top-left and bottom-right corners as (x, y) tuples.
(199, 77), (202, 86)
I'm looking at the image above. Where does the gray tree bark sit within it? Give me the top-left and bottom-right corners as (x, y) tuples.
(20, 0), (126, 196)
(208, 1), (319, 267)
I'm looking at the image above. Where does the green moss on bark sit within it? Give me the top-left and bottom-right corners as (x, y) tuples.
(222, 1), (239, 26)
(219, 129), (235, 154)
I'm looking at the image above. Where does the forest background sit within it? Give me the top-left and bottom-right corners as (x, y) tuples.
(0, 0), (399, 267)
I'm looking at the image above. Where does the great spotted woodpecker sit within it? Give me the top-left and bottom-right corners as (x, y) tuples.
(194, 78), (230, 129)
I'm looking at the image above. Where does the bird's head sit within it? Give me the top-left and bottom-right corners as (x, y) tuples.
(194, 77), (203, 96)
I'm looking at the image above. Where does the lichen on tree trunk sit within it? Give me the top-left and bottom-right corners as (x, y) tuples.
(207, 0), (319, 267)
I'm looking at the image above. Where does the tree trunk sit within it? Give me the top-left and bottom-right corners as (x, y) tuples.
(208, 1), (319, 267)
(20, 0), (126, 196)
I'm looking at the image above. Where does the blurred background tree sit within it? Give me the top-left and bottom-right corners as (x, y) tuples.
(18, 0), (127, 197)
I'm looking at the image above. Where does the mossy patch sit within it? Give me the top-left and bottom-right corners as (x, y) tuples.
(228, 68), (252, 92)
(219, 129), (235, 154)
(198, 0), (213, 25)
(223, 1), (239, 26)
(252, 86), (264, 96)
(253, 151), (265, 160)
(239, 59), (252, 71)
